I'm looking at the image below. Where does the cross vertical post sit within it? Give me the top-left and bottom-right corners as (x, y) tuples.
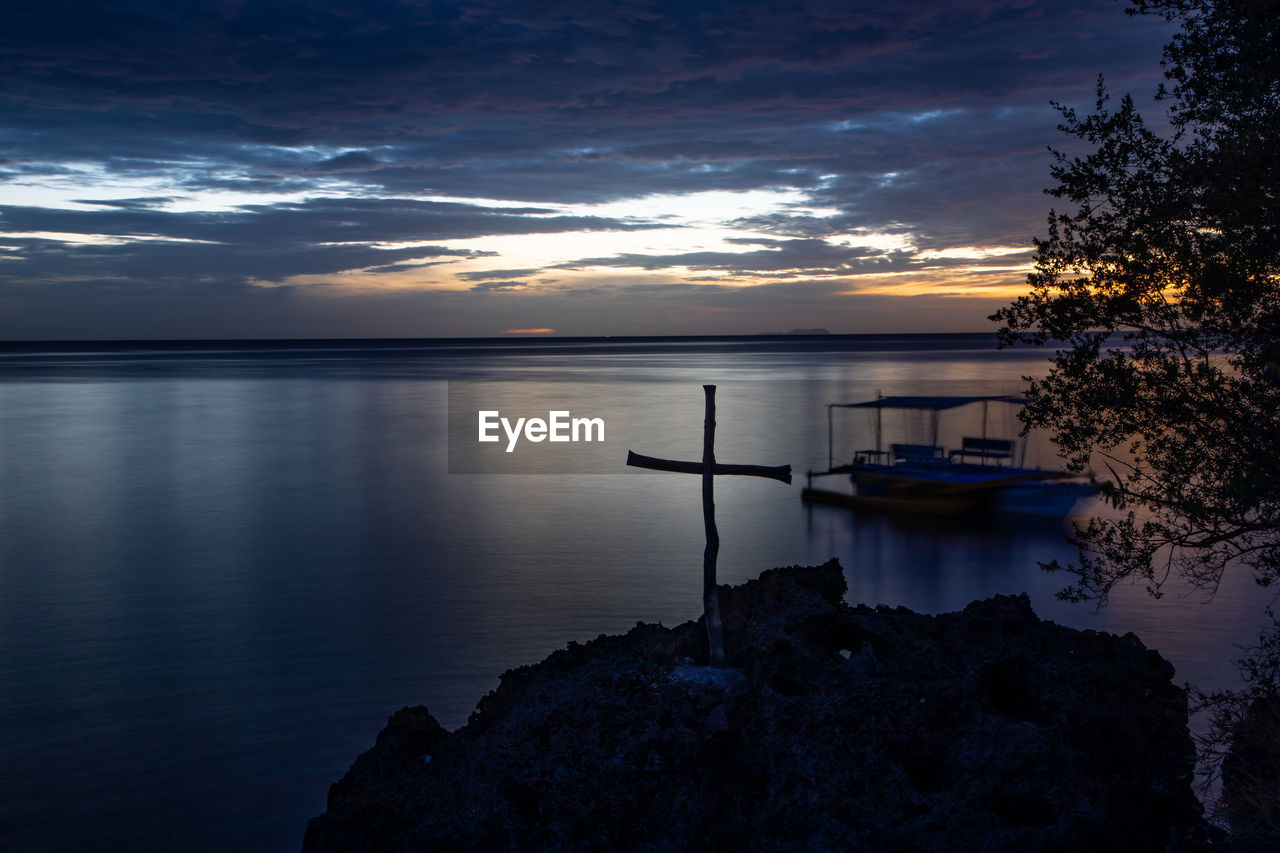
(627, 384), (791, 666)
(701, 385), (723, 665)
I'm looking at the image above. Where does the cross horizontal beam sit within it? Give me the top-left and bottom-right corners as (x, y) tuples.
(626, 384), (791, 667)
(626, 450), (792, 484)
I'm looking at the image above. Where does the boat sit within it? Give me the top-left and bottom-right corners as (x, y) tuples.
(802, 395), (1096, 517)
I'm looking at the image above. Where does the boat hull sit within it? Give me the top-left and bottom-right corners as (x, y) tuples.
(992, 479), (1096, 517)
(801, 486), (978, 515)
(803, 462), (1095, 518)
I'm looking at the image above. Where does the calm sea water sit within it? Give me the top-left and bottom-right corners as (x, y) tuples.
(0, 335), (1271, 851)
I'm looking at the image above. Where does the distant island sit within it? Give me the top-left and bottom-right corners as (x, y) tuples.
(786, 327), (831, 335)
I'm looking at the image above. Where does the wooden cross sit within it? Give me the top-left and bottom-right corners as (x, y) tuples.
(627, 384), (791, 666)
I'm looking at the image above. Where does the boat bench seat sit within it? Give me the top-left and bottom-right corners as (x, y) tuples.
(950, 436), (1013, 463)
(890, 443), (946, 464)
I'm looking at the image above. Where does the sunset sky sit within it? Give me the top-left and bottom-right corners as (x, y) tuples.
(1, 0), (1174, 339)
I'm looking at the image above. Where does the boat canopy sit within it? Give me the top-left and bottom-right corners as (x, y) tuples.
(830, 395), (1029, 411)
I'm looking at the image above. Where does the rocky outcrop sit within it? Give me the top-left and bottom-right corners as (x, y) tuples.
(304, 560), (1201, 851)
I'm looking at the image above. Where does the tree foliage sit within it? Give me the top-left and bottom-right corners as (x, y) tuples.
(992, 0), (1280, 607)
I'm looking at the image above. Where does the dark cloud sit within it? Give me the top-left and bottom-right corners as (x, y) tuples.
(555, 237), (915, 277)
(469, 280), (528, 293)
(458, 268), (542, 281)
(0, 233), (484, 289)
(0, 6), (1129, 112)
(71, 197), (175, 209)
(0, 192), (659, 287)
(0, 1), (1179, 336)
(0, 1), (1172, 147)
(0, 197), (652, 247)
(363, 260), (458, 274)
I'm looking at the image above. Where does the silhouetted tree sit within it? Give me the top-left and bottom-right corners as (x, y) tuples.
(994, 0), (1279, 604)
(993, 0), (1279, 831)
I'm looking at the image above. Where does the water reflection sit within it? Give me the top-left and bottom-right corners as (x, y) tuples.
(0, 337), (1272, 852)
